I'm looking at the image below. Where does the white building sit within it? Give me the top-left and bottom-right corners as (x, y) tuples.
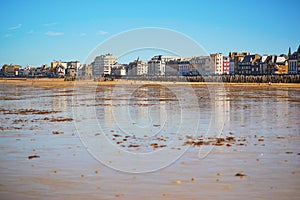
(127, 58), (148, 76)
(137, 61), (148, 75)
(148, 55), (184, 76)
(91, 53), (117, 76)
(210, 53), (223, 75)
(178, 60), (190, 75)
(111, 64), (127, 76)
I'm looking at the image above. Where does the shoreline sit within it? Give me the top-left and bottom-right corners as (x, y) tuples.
(0, 78), (300, 88)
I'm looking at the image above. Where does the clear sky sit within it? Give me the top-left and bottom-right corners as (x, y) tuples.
(1, 0), (299, 67)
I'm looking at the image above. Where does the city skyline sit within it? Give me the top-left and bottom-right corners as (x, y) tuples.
(1, 0), (300, 67)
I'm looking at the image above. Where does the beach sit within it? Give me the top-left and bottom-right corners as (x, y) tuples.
(0, 80), (299, 199)
(1, 78), (300, 88)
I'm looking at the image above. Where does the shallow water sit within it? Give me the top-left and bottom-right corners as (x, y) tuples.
(0, 83), (299, 200)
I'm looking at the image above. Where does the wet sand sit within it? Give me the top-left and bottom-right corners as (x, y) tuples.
(1, 78), (300, 88)
(0, 81), (299, 199)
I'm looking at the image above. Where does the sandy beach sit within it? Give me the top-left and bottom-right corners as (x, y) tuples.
(1, 78), (300, 88)
(0, 80), (299, 199)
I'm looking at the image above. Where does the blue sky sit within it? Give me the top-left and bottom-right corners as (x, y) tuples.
(1, 0), (299, 67)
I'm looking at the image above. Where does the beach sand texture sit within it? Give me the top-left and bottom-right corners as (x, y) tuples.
(0, 81), (299, 199)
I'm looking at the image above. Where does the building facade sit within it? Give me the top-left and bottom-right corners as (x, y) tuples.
(210, 53), (223, 75)
(178, 60), (191, 75)
(78, 64), (92, 78)
(274, 56), (288, 74)
(148, 55), (183, 76)
(1, 64), (21, 77)
(229, 52), (250, 74)
(223, 56), (230, 75)
(91, 53), (117, 76)
(190, 56), (212, 75)
(288, 46), (300, 74)
(237, 54), (261, 75)
(127, 58), (147, 76)
(229, 58), (235, 75)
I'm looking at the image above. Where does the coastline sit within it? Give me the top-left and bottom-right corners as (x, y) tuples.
(0, 78), (300, 88)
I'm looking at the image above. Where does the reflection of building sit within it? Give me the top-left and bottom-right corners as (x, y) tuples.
(91, 53), (117, 76)
(52, 93), (68, 111)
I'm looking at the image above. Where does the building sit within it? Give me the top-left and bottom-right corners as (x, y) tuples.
(78, 64), (93, 78)
(178, 60), (191, 75)
(223, 56), (230, 75)
(1, 64), (21, 77)
(229, 52), (250, 74)
(21, 65), (35, 77)
(275, 56), (288, 74)
(91, 53), (117, 76)
(50, 60), (79, 78)
(229, 58), (235, 75)
(137, 60), (148, 76)
(190, 56), (212, 75)
(165, 59), (179, 76)
(51, 61), (67, 71)
(259, 55), (288, 75)
(51, 61), (67, 77)
(238, 54), (261, 75)
(65, 61), (80, 78)
(111, 64), (127, 76)
(148, 55), (183, 76)
(298, 46), (300, 74)
(210, 53), (223, 74)
(288, 46), (300, 74)
(288, 54), (298, 74)
(259, 55), (269, 75)
(33, 64), (51, 77)
(127, 58), (147, 76)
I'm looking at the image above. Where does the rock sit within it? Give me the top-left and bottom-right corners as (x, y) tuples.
(28, 155), (40, 159)
(235, 173), (246, 177)
(52, 131), (63, 135)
